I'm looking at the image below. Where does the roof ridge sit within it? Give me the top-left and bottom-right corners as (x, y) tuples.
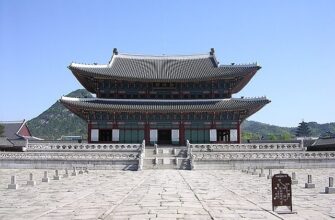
(219, 63), (259, 67)
(61, 96), (226, 102)
(232, 96), (268, 100)
(61, 96), (269, 103)
(0, 120), (24, 124)
(115, 53), (211, 60)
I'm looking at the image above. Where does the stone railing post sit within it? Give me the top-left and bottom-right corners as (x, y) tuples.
(186, 140), (193, 158)
(305, 174), (315, 188)
(292, 172), (298, 184)
(138, 140), (145, 171)
(72, 167), (77, 176)
(42, 171), (49, 182)
(8, 176), (19, 189)
(329, 177), (334, 187)
(259, 168), (265, 177)
(27, 173), (36, 186)
(142, 140), (146, 156)
(186, 140), (194, 170)
(325, 177), (335, 194)
(63, 168), (69, 178)
(54, 170), (61, 180)
(267, 169), (272, 179)
(190, 154), (195, 170)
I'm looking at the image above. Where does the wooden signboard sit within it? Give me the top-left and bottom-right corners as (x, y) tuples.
(272, 173), (292, 212)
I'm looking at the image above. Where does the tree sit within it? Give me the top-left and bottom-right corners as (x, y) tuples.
(281, 131), (293, 140)
(0, 124), (4, 137)
(296, 121), (311, 137)
(241, 132), (260, 142)
(268, 133), (278, 141)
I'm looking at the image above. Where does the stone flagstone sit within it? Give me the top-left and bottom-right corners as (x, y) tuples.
(0, 168), (334, 219)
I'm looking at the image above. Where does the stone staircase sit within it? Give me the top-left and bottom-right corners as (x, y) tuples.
(143, 146), (191, 170)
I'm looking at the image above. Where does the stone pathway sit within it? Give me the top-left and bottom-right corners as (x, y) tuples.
(0, 168), (334, 219)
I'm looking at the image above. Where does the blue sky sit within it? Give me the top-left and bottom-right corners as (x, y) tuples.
(0, 0), (334, 127)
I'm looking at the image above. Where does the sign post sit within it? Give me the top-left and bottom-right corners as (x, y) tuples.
(272, 173), (293, 213)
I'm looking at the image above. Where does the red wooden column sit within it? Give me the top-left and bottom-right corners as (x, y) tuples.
(144, 113), (150, 144)
(211, 80), (214, 98)
(179, 121), (185, 146)
(87, 121), (92, 143)
(237, 120), (241, 143)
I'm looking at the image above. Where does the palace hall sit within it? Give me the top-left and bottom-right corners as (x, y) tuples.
(60, 48), (270, 145)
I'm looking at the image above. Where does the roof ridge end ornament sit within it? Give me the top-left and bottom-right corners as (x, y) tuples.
(109, 48), (118, 64)
(210, 48), (215, 55)
(113, 48), (118, 55)
(209, 48), (220, 67)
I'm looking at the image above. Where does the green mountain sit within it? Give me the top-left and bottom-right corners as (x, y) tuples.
(241, 121), (335, 141)
(241, 120), (294, 141)
(27, 89), (92, 140)
(27, 89), (335, 141)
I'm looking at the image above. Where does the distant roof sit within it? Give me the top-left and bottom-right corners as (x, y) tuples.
(69, 49), (261, 93)
(60, 96), (270, 120)
(9, 139), (27, 147)
(0, 137), (13, 147)
(0, 120), (25, 140)
(312, 137), (335, 146)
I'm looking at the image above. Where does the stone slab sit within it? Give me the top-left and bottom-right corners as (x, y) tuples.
(0, 168), (334, 219)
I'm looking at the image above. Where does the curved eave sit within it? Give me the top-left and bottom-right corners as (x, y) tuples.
(60, 97), (270, 118)
(69, 66), (96, 93)
(231, 66), (261, 93)
(69, 64), (260, 95)
(69, 63), (259, 81)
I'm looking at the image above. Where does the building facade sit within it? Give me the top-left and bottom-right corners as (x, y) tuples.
(60, 48), (270, 145)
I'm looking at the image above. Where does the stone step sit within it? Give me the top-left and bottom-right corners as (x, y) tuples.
(143, 158), (190, 170)
(143, 165), (188, 170)
(145, 148), (187, 157)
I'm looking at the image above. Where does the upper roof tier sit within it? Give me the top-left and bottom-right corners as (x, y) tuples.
(69, 48), (261, 93)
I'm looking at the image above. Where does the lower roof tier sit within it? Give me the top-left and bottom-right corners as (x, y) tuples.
(60, 97), (270, 121)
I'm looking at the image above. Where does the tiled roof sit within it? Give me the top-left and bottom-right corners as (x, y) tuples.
(9, 139), (27, 147)
(0, 137), (13, 147)
(69, 52), (260, 83)
(60, 97), (270, 116)
(0, 121), (24, 139)
(312, 137), (335, 146)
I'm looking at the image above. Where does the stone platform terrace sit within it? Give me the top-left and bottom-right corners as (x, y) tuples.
(0, 169), (334, 220)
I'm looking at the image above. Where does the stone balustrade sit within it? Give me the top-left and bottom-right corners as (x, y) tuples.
(27, 142), (141, 152)
(138, 140), (146, 171)
(0, 152), (138, 161)
(190, 143), (302, 152)
(193, 151), (335, 161)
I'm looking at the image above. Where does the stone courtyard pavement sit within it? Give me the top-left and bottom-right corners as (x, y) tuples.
(0, 168), (334, 220)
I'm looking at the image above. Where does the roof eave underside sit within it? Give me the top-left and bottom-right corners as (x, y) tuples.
(60, 98), (270, 117)
(69, 65), (260, 82)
